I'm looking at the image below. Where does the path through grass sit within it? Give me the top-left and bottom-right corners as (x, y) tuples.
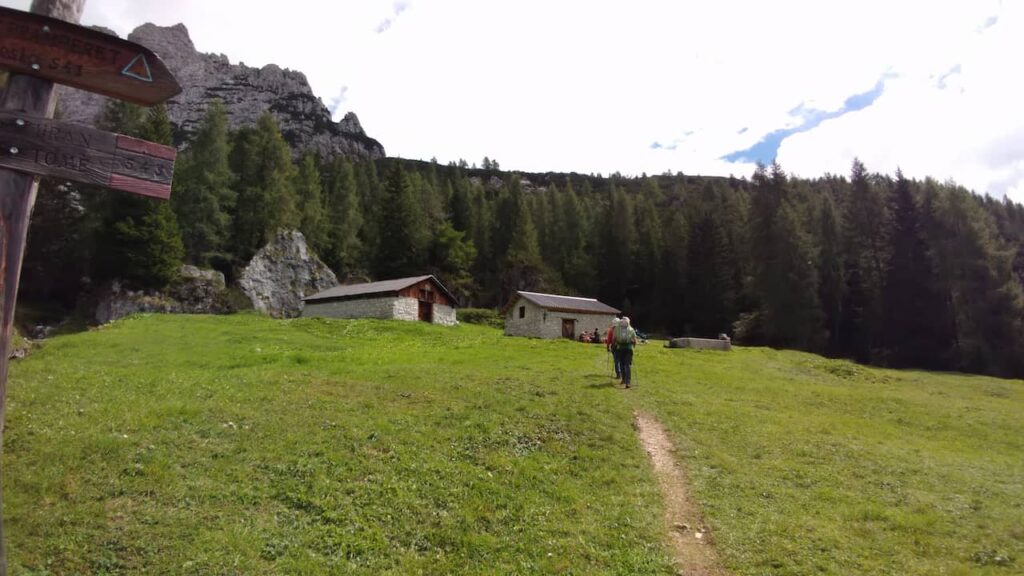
(5, 314), (1023, 574)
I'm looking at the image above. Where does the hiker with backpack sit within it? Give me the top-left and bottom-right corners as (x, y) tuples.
(612, 316), (638, 388)
(605, 318), (622, 379)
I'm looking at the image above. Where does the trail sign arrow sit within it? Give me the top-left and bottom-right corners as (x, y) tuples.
(0, 111), (175, 199)
(0, 5), (181, 105)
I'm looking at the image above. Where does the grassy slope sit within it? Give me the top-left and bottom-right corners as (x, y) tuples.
(6, 315), (671, 575)
(5, 314), (1023, 575)
(634, 346), (1023, 575)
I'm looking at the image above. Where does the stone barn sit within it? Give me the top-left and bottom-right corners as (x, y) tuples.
(301, 275), (458, 325)
(503, 291), (620, 339)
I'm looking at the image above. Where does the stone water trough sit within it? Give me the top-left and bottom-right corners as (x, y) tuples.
(666, 337), (732, 351)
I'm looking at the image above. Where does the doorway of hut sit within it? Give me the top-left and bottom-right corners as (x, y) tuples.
(418, 300), (433, 322)
(561, 318), (575, 339)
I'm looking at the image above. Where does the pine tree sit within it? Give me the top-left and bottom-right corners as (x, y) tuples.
(928, 183), (1024, 376)
(749, 163), (822, 349)
(839, 158), (888, 360)
(295, 153), (327, 252)
(374, 164), (427, 278)
(817, 193), (845, 354)
(559, 180), (591, 292)
(230, 114), (299, 262)
(661, 204), (688, 334)
(322, 157), (363, 277)
(632, 181), (664, 327)
(172, 100), (234, 266)
(881, 172), (952, 368)
(500, 191), (545, 302)
(449, 176), (472, 232)
(93, 102), (184, 289)
(686, 211), (736, 337)
(597, 181), (636, 307)
(431, 220), (477, 303)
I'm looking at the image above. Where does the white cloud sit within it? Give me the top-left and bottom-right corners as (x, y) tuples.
(1, 0), (1019, 197)
(778, 0), (1024, 200)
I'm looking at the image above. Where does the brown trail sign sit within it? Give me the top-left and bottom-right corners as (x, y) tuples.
(0, 111), (176, 199)
(0, 5), (181, 105)
(0, 2), (180, 574)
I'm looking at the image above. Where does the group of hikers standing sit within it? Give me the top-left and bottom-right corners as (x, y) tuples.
(606, 316), (638, 388)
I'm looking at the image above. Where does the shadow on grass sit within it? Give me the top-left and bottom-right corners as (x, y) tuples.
(585, 377), (620, 390)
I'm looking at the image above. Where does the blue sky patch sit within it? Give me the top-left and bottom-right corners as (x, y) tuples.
(937, 64), (961, 89)
(722, 74), (891, 164)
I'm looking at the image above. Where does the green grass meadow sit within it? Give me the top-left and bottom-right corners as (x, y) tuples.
(4, 314), (1022, 575)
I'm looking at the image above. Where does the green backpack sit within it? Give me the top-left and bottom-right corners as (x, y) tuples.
(614, 324), (633, 347)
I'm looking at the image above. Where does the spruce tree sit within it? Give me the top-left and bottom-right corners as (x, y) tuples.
(295, 153), (327, 252)
(839, 158), (888, 360)
(881, 172), (952, 368)
(686, 211), (736, 337)
(500, 191), (546, 301)
(749, 163), (822, 349)
(817, 193), (845, 354)
(928, 183), (1024, 376)
(230, 114), (299, 262)
(172, 100), (234, 266)
(374, 164), (427, 278)
(322, 157), (363, 277)
(597, 182), (636, 307)
(93, 102), (184, 289)
(430, 220), (477, 303)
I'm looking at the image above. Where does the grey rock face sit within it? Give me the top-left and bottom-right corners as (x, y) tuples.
(94, 265), (233, 324)
(56, 23), (385, 161)
(168, 265), (230, 314)
(94, 281), (182, 325)
(239, 230), (338, 318)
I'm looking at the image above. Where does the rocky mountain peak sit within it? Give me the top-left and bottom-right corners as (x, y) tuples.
(56, 23), (384, 160)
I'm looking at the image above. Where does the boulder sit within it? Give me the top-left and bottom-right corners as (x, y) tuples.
(239, 230), (337, 318)
(169, 265), (229, 314)
(666, 337), (732, 351)
(94, 281), (182, 325)
(94, 265), (233, 324)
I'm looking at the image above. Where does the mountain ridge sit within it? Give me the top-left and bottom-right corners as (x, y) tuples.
(55, 22), (385, 160)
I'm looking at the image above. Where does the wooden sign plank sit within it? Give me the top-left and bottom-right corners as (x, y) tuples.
(0, 111), (174, 199)
(0, 5), (181, 106)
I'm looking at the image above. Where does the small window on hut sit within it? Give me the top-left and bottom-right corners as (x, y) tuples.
(519, 306), (525, 319)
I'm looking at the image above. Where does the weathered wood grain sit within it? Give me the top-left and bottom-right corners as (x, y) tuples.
(0, 111), (175, 198)
(0, 5), (180, 105)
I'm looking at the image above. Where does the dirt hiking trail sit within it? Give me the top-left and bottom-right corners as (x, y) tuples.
(634, 411), (731, 576)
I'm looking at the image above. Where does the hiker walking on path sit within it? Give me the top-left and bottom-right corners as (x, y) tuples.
(606, 318), (622, 379)
(613, 316), (638, 388)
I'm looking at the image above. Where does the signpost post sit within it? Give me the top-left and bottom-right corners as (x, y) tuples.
(0, 2), (181, 573)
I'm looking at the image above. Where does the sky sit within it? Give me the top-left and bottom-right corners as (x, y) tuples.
(4, 0), (1022, 201)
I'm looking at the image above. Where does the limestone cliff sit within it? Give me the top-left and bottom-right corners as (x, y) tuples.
(55, 23), (384, 160)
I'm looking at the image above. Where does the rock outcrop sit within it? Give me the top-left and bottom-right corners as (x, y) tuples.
(56, 23), (384, 161)
(239, 230), (337, 318)
(94, 265), (233, 324)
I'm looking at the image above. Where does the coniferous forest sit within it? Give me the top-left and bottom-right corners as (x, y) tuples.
(22, 100), (1024, 378)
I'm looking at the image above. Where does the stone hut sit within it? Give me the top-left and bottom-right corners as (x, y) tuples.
(502, 291), (620, 339)
(301, 275), (457, 325)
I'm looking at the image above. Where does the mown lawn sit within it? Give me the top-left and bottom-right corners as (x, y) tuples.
(4, 314), (1022, 575)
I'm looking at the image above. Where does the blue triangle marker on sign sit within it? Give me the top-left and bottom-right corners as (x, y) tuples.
(122, 53), (154, 82)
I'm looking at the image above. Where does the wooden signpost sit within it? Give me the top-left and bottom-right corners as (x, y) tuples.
(0, 111), (176, 199)
(0, 5), (181, 105)
(0, 1), (181, 573)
